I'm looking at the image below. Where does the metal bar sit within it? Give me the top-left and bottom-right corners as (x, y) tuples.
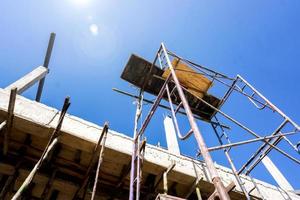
(248, 174), (266, 200)
(129, 91), (143, 200)
(163, 171), (168, 194)
(166, 50), (233, 80)
(166, 84), (193, 140)
(184, 177), (203, 199)
(187, 90), (300, 167)
(282, 135), (299, 153)
(161, 43), (231, 200)
(112, 88), (230, 129)
(206, 75), (274, 111)
(238, 120), (288, 174)
(35, 32), (56, 102)
(153, 162), (176, 191)
(91, 123), (108, 200)
(207, 181), (235, 200)
(0, 121), (6, 131)
(211, 118), (250, 200)
(117, 141), (146, 190)
(237, 75), (300, 130)
(141, 46), (161, 91)
(3, 88), (17, 155)
(73, 123), (109, 199)
(245, 136), (283, 175)
(218, 77), (238, 108)
(135, 74), (171, 141)
(138, 139), (147, 199)
(200, 131), (299, 153)
(135, 138), (147, 199)
(196, 187), (202, 200)
(11, 97), (70, 200)
(174, 102), (183, 114)
(12, 137), (59, 200)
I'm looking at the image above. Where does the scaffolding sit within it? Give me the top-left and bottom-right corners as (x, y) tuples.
(1, 33), (299, 199)
(118, 43), (300, 200)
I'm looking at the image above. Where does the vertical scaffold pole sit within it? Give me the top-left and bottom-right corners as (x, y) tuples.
(161, 43), (230, 200)
(129, 90), (143, 200)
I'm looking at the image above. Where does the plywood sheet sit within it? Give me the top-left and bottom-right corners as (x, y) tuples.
(162, 59), (212, 98)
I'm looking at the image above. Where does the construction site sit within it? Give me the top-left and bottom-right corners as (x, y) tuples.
(0, 31), (299, 200)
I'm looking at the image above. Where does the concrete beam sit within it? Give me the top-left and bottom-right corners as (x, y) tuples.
(0, 88), (299, 199)
(5, 66), (48, 94)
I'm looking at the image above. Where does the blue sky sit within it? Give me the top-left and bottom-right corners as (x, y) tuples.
(0, 0), (299, 190)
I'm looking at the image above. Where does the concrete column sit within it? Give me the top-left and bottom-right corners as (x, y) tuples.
(163, 115), (180, 155)
(262, 156), (294, 191)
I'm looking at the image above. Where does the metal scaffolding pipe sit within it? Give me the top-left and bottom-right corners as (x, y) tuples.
(161, 43), (231, 200)
(199, 130), (299, 153)
(91, 123), (109, 200)
(113, 88), (230, 129)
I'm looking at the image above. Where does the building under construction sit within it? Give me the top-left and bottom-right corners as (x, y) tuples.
(0, 33), (299, 200)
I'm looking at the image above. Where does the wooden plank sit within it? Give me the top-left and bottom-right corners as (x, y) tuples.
(3, 88), (17, 155)
(162, 59), (212, 98)
(5, 66), (48, 95)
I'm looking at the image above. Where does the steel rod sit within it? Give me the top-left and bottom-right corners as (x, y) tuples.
(238, 120), (288, 174)
(166, 50), (233, 80)
(162, 43), (231, 200)
(113, 88), (230, 129)
(184, 177), (203, 199)
(91, 124), (108, 200)
(237, 75), (300, 130)
(136, 136), (142, 199)
(201, 131), (299, 153)
(73, 123), (108, 199)
(153, 162), (175, 191)
(11, 97), (70, 199)
(0, 121), (6, 131)
(12, 138), (58, 200)
(134, 74), (171, 141)
(189, 90), (300, 167)
(129, 91), (143, 200)
(35, 32), (56, 102)
(211, 118), (250, 200)
(166, 84), (193, 140)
